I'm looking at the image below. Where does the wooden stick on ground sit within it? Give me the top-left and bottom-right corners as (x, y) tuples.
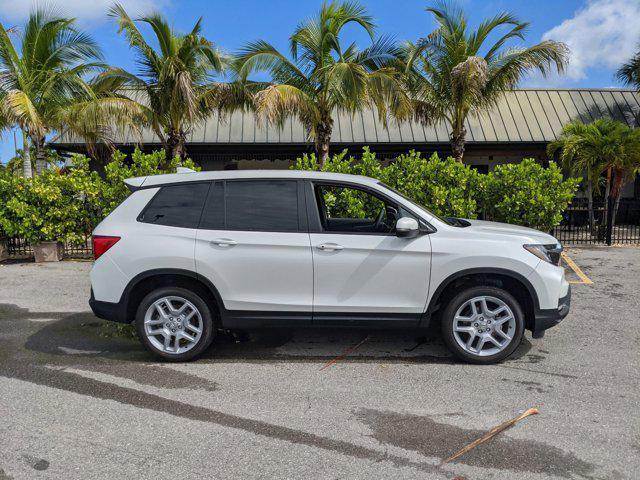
(440, 407), (539, 466)
(319, 335), (370, 371)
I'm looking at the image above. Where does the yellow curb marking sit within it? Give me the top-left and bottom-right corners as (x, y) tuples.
(561, 252), (593, 285)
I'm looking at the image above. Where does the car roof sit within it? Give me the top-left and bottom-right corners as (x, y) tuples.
(125, 169), (381, 189)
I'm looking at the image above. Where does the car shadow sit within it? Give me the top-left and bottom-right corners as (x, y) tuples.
(18, 307), (533, 366)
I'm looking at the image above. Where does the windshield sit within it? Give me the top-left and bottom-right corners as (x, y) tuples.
(377, 182), (462, 226)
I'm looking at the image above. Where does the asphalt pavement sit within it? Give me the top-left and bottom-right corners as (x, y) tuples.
(0, 247), (638, 479)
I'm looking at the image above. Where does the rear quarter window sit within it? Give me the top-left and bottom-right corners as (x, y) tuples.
(138, 183), (210, 228)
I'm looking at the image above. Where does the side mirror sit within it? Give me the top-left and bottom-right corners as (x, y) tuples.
(396, 217), (420, 238)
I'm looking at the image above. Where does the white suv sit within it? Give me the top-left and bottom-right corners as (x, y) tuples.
(89, 169), (570, 364)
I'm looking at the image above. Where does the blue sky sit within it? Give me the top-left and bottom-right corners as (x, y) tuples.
(1, 0), (639, 162)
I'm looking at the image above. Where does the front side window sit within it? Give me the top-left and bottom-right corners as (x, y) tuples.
(314, 184), (399, 234)
(200, 180), (299, 232)
(139, 183), (209, 228)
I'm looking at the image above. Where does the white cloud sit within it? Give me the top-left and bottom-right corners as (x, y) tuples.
(541, 0), (640, 81)
(0, 0), (168, 25)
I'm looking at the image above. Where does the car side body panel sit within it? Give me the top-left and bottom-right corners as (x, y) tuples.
(194, 229), (314, 312)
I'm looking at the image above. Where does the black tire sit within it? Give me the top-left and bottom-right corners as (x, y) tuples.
(135, 286), (215, 362)
(441, 286), (524, 364)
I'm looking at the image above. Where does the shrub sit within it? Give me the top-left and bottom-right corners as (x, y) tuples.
(482, 159), (581, 231)
(380, 151), (481, 219)
(0, 159), (100, 244)
(292, 149), (579, 230)
(292, 148), (482, 219)
(0, 149), (200, 244)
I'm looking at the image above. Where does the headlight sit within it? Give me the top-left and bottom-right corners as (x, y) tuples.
(524, 243), (562, 265)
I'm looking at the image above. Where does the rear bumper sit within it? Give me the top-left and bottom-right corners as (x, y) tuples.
(532, 286), (571, 337)
(89, 290), (128, 323)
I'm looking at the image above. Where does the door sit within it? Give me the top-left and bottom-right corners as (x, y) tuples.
(195, 180), (313, 321)
(309, 182), (431, 322)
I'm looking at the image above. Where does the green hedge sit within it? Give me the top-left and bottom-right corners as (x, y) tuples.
(0, 149), (198, 243)
(292, 149), (580, 231)
(0, 147), (579, 244)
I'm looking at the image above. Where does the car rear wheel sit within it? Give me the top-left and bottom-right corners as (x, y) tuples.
(441, 286), (524, 364)
(135, 287), (215, 362)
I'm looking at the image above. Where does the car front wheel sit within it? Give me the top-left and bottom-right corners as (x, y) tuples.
(441, 286), (524, 364)
(135, 287), (215, 362)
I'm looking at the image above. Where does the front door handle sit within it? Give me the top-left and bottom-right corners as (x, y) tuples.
(316, 243), (344, 251)
(210, 238), (237, 247)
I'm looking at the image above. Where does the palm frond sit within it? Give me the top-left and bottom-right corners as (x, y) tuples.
(616, 47), (640, 88)
(3, 89), (45, 136)
(108, 3), (160, 77)
(254, 83), (319, 129)
(486, 41), (568, 94)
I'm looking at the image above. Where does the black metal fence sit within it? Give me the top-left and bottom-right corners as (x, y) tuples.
(5, 235), (93, 259)
(552, 198), (640, 245)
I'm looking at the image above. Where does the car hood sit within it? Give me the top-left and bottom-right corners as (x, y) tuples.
(461, 219), (559, 244)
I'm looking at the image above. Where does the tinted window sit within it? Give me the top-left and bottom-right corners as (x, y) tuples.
(225, 181), (298, 231)
(140, 183), (209, 228)
(199, 181), (225, 230)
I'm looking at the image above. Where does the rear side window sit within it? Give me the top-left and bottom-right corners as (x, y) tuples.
(200, 180), (299, 232)
(139, 183), (209, 228)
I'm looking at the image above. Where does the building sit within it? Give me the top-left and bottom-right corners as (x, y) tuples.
(53, 88), (640, 198)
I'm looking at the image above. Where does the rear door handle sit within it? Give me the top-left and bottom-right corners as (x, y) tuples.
(210, 238), (237, 247)
(316, 243), (344, 251)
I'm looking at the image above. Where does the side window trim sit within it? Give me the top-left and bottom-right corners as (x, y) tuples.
(197, 180), (224, 230)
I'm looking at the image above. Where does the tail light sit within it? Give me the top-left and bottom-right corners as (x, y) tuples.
(93, 235), (121, 260)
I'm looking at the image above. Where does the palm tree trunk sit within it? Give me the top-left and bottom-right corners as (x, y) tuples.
(586, 179), (595, 235)
(314, 116), (333, 167)
(450, 126), (467, 162)
(34, 136), (47, 175)
(599, 167), (612, 239)
(22, 130), (33, 178)
(609, 168), (625, 233)
(166, 128), (187, 166)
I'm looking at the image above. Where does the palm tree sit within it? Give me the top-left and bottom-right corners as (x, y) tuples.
(403, 1), (568, 161)
(548, 119), (616, 233)
(548, 119), (640, 234)
(234, 1), (409, 165)
(103, 4), (231, 161)
(617, 47), (640, 90)
(0, 9), (140, 175)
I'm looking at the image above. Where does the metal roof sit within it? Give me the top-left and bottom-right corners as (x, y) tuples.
(57, 88), (640, 146)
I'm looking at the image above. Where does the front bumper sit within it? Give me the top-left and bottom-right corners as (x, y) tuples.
(532, 285), (571, 338)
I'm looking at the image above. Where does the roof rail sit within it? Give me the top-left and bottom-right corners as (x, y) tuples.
(176, 167), (196, 173)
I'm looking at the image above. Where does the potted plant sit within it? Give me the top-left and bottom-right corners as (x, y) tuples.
(0, 166), (96, 262)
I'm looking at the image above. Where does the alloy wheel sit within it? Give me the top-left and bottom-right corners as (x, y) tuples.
(143, 296), (203, 355)
(452, 295), (516, 357)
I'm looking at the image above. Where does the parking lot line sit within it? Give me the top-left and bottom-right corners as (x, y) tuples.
(561, 252), (593, 285)
(319, 335), (370, 371)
